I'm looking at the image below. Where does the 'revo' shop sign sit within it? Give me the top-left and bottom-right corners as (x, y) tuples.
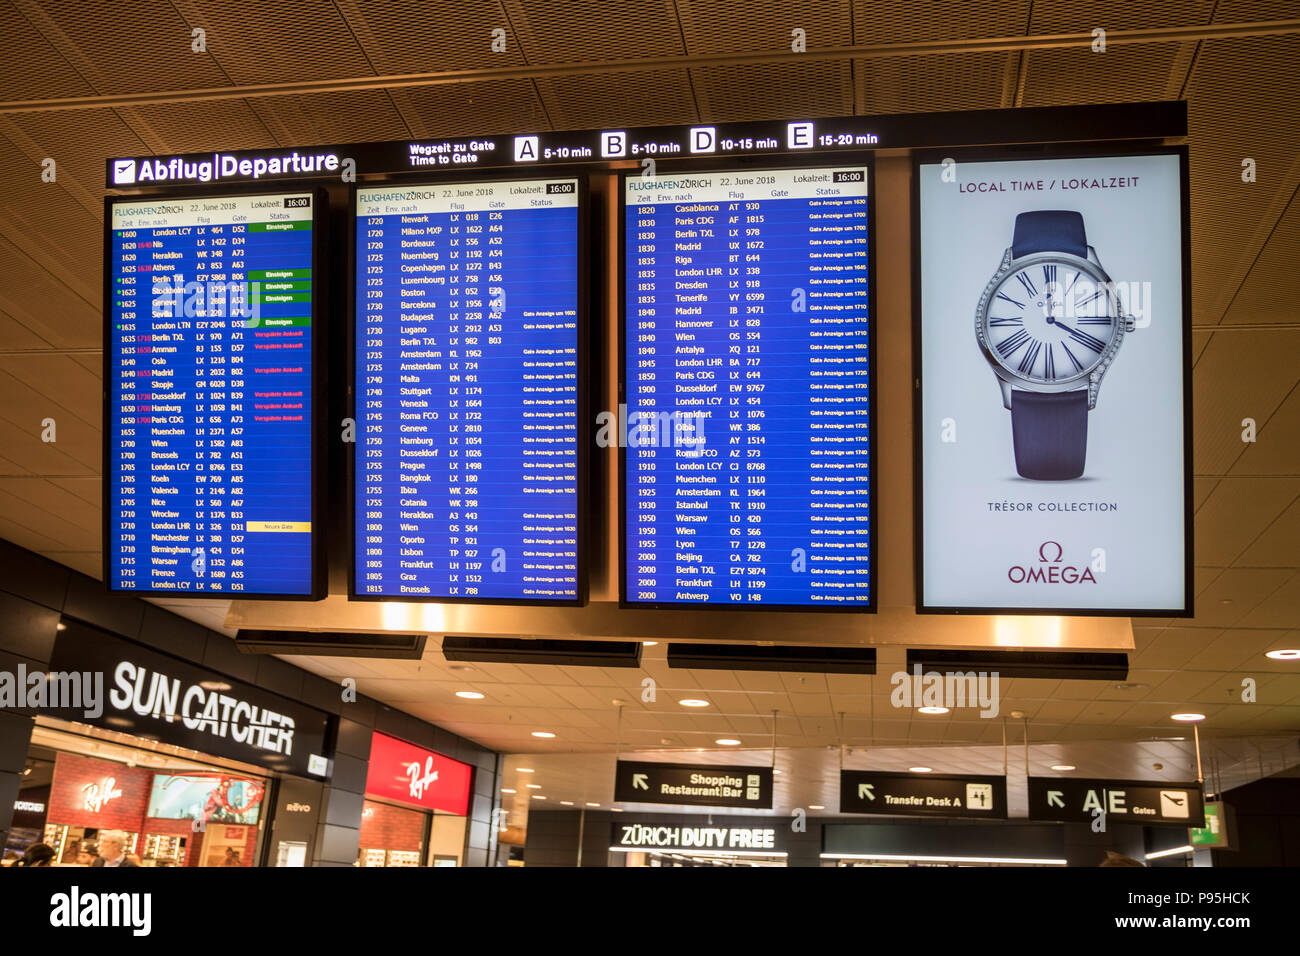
(364, 732), (473, 816)
(47, 622), (330, 779)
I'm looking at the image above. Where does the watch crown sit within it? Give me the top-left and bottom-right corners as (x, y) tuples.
(1125, 315), (1137, 333)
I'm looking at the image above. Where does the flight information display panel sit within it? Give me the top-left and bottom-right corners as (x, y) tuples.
(106, 191), (319, 597)
(622, 166), (874, 609)
(354, 178), (582, 603)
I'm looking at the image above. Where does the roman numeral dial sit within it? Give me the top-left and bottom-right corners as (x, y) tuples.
(982, 262), (1119, 384)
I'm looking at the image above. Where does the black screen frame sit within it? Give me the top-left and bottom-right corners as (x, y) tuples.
(910, 142), (1194, 618)
(346, 169), (590, 606)
(616, 153), (879, 613)
(101, 185), (328, 601)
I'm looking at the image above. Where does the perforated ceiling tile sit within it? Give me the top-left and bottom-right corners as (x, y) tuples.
(123, 97), (281, 153)
(1213, 0), (1300, 20)
(856, 50), (1010, 114)
(0, 310), (55, 350)
(401, 77), (550, 136)
(1228, 389), (1300, 478)
(1221, 191), (1300, 326)
(340, 0), (530, 75)
(693, 59), (853, 123)
(1185, 35), (1300, 324)
(9, 108), (147, 206)
(1020, 43), (1183, 107)
(0, 242), (99, 349)
(1191, 329), (1300, 475)
(283, 89), (414, 144)
(536, 68), (698, 129)
(181, 0), (374, 87)
(0, 0), (94, 100)
(851, 0), (1030, 44)
(679, 0), (852, 54)
(501, 0), (685, 65)
(1028, 0), (1216, 33)
(1193, 478), (1300, 567)
(22, 0), (234, 95)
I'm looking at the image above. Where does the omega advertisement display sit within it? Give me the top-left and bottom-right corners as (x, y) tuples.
(914, 148), (1191, 615)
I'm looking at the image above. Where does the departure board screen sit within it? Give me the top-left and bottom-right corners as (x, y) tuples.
(622, 166), (873, 609)
(106, 191), (318, 596)
(354, 178), (582, 603)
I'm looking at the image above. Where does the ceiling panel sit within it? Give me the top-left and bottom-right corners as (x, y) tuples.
(1192, 329), (1300, 474)
(856, 51), (1010, 114)
(695, 59), (855, 122)
(535, 69), (698, 130)
(181, 0), (375, 87)
(1193, 477), (1300, 567)
(15, 0), (232, 96)
(502, 0), (684, 64)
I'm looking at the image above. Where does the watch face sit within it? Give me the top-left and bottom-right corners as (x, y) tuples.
(980, 257), (1120, 385)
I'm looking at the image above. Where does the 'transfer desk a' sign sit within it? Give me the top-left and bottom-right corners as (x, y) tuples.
(1027, 776), (1204, 828)
(839, 770), (1008, 819)
(614, 760), (774, 809)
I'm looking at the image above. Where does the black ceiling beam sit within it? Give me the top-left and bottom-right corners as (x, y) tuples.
(906, 649), (1128, 681)
(441, 636), (642, 668)
(667, 643), (876, 674)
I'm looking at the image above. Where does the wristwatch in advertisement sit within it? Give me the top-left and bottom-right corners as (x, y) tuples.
(976, 210), (1136, 480)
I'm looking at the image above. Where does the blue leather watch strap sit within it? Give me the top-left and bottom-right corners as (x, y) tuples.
(1010, 389), (1089, 480)
(1011, 210), (1087, 259)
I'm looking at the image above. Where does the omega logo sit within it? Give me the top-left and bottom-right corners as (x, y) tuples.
(1008, 541), (1097, 585)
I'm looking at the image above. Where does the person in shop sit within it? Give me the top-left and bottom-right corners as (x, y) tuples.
(222, 847), (242, 867)
(11, 843), (56, 867)
(91, 832), (138, 867)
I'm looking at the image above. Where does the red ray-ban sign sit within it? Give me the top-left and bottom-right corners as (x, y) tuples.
(364, 732), (472, 816)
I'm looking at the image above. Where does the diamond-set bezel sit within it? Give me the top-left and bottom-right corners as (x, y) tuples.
(975, 248), (1126, 409)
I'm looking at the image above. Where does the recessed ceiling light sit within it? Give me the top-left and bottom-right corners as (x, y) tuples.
(1050, 765), (1076, 772)
(586, 802), (600, 807)
(679, 699), (710, 708)
(515, 768), (535, 773)
(55, 622), (67, 631)
(918, 706), (949, 715)
(501, 788), (516, 794)
(1265, 649), (1300, 660)
(809, 805), (824, 810)
(611, 807), (623, 812)
(1171, 713), (1205, 722)
(716, 738), (741, 746)
(525, 783), (541, 789)
(642, 641), (658, 646)
(199, 681), (232, 691)
(455, 691), (485, 699)
(531, 795), (546, 800)
(909, 767), (933, 773)
(773, 769), (781, 775)
(560, 800), (574, 806)
(532, 731), (556, 738)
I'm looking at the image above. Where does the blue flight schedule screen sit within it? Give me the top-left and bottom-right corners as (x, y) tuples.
(355, 179), (580, 602)
(623, 167), (872, 608)
(107, 193), (316, 595)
